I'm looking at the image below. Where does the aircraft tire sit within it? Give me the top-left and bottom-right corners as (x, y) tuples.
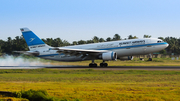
(89, 63), (97, 67)
(148, 58), (152, 61)
(100, 63), (103, 67)
(100, 63), (108, 67)
(104, 63), (108, 67)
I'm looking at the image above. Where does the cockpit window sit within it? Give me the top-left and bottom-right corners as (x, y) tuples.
(157, 40), (164, 43)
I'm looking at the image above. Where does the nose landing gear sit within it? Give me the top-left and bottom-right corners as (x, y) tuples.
(148, 53), (152, 61)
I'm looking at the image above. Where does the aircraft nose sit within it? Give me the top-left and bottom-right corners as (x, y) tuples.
(165, 42), (169, 48)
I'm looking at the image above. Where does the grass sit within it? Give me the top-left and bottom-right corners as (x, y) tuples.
(43, 58), (180, 66)
(0, 69), (180, 100)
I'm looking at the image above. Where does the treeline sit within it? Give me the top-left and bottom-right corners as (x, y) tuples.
(0, 34), (179, 55)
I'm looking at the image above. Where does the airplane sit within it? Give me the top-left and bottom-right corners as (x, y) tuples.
(14, 28), (169, 67)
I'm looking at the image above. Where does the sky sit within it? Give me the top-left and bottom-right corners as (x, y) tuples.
(0, 0), (180, 43)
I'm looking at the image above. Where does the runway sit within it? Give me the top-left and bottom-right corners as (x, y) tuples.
(45, 66), (180, 70)
(1, 66), (180, 70)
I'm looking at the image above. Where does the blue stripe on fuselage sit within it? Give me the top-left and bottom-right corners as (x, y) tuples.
(38, 42), (168, 57)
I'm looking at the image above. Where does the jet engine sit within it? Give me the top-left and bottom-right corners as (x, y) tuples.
(119, 56), (133, 60)
(99, 52), (117, 61)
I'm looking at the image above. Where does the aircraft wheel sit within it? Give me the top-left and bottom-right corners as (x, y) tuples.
(104, 63), (108, 67)
(89, 63), (92, 67)
(93, 63), (97, 67)
(89, 63), (97, 67)
(100, 63), (108, 67)
(148, 58), (152, 61)
(100, 63), (103, 67)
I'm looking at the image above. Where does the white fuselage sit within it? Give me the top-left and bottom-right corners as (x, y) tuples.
(36, 38), (168, 61)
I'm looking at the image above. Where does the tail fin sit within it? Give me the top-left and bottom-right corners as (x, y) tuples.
(20, 28), (50, 51)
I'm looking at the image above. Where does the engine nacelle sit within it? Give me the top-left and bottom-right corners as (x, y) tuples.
(119, 56), (133, 60)
(100, 52), (117, 61)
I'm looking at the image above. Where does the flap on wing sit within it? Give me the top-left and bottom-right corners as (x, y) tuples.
(13, 51), (39, 56)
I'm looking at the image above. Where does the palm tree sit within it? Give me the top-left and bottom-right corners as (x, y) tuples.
(92, 36), (99, 43)
(113, 34), (121, 40)
(143, 35), (151, 38)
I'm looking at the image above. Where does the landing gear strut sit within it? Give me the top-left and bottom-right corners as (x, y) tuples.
(100, 61), (108, 67)
(148, 53), (152, 61)
(89, 60), (97, 67)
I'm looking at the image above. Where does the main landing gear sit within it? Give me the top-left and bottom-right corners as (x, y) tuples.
(89, 60), (108, 67)
(89, 60), (97, 67)
(100, 61), (108, 67)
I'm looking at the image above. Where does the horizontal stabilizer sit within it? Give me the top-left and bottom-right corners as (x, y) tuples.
(13, 51), (39, 56)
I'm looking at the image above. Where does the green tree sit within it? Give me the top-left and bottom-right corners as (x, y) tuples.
(159, 49), (167, 54)
(92, 36), (99, 43)
(99, 38), (105, 42)
(53, 38), (63, 47)
(106, 37), (112, 41)
(46, 38), (53, 46)
(164, 37), (179, 54)
(86, 40), (93, 44)
(72, 41), (78, 45)
(3, 37), (13, 53)
(113, 34), (121, 41)
(0, 39), (5, 53)
(128, 35), (138, 39)
(62, 40), (70, 46)
(78, 40), (86, 44)
(158, 37), (164, 40)
(143, 35), (151, 38)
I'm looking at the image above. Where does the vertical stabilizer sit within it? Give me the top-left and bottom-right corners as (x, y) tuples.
(20, 28), (50, 51)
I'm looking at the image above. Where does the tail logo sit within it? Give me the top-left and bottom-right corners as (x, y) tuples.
(29, 38), (35, 42)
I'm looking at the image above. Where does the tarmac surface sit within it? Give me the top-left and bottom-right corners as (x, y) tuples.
(1, 66), (180, 70)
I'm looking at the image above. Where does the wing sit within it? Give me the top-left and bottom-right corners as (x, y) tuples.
(51, 47), (109, 59)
